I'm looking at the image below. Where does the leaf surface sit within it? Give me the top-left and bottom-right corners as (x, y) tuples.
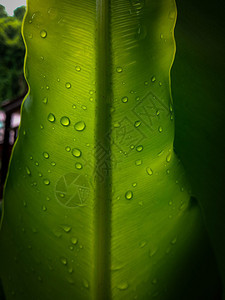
(0, 0), (221, 299)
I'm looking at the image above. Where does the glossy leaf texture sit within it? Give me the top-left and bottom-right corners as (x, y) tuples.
(0, 0), (221, 299)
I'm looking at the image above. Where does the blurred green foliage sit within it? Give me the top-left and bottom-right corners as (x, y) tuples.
(0, 5), (26, 102)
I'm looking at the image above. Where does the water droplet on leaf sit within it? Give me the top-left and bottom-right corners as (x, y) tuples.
(116, 67), (123, 73)
(43, 152), (49, 159)
(134, 120), (141, 128)
(158, 126), (163, 133)
(83, 279), (89, 289)
(60, 116), (70, 127)
(71, 237), (78, 245)
(75, 66), (81, 72)
(26, 166), (31, 176)
(74, 121), (86, 131)
(65, 82), (71, 89)
(61, 225), (72, 233)
(125, 190), (133, 200)
(48, 113), (55, 123)
(117, 281), (129, 290)
(136, 145), (143, 152)
(42, 97), (48, 104)
(72, 148), (82, 158)
(40, 30), (47, 38)
(121, 96), (128, 103)
(60, 257), (67, 265)
(146, 167), (153, 175)
(135, 159), (142, 166)
(43, 179), (50, 185)
(75, 162), (83, 170)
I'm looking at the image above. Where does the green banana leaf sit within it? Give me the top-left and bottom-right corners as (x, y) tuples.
(0, 0), (222, 299)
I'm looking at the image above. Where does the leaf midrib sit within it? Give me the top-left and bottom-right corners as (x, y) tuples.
(94, 0), (112, 299)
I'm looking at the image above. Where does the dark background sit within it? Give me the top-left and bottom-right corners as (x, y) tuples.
(172, 0), (225, 297)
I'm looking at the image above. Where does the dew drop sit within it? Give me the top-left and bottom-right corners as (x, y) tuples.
(125, 190), (133, 200)
(83, 279), (89, 289)
(113, 122), (121, 128)
(132, 182), (137, 187)
(60, 116), (70, 127)
(139, 241), (147, 248)
(146, 167), (153, 175)
(65, 82), (71, 89)
(75, 66), (81, 72)
(151, 76), (156, 82)
(71, 237), (78, 245)
(61, 225), (72, 233)
(135, 159), (142, 166)
(42, 97), (48, 104)
(65, 146), (71, 152)
(81, 105), (87, 110)
(149, 247), (158, 257)
(26, 166), (31, 176)
(144, 81), (149, 86)
(51, 162), (56, 166)
(43, 152), (49, 159)
(158, 126), (163, 133)
(74, 121), (86, 131)
(43, 179), (50, 185)
(169, 10), (176, 19)
(72, 148), (82, 158)
(136, 145), (143, 152)
(166, 153), (171, 163)
(134, 120), (141, 128)
(117, 281), (129, 290)
(47, 113), (55, 123)
(75, 162), (83, 170)
(116, 67), (123, 73)
(68, 267), (73, 274)
(42, 205), (47, 211)
(136, 23), (147, 40)
(60, 257), (67, 265)
(40, 30), (47, 38)
(171, 238), (177, 246)
(72, 104), (76, 109)
(121, 96), (128, 103)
